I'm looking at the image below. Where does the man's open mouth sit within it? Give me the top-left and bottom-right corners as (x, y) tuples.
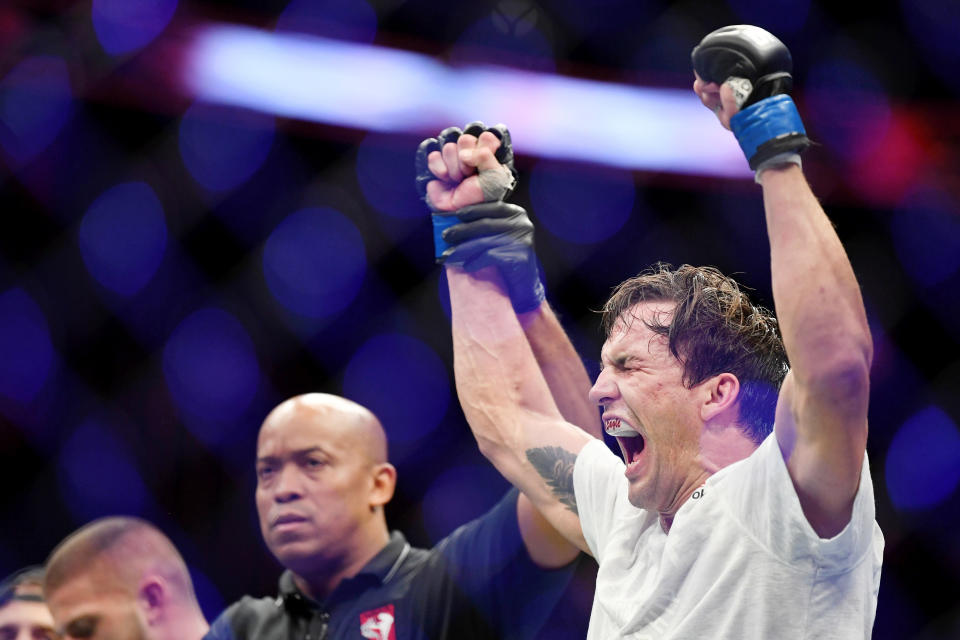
(617, 434), (645, 464)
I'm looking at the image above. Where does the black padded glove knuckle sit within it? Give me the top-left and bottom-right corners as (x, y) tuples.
(691, 25), (793, 106)
(438, 126), (463, 146)
(414, 137), (442, 198)
(462, 121), (486, 137)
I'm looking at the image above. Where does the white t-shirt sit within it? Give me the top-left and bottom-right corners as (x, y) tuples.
(573, 434), (884, 639)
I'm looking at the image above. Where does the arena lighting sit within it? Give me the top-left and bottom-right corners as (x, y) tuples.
(185, 25), (749, 177)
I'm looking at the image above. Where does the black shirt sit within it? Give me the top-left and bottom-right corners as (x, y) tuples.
(206, 489), (575, 640)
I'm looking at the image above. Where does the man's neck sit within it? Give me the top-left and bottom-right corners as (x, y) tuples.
(658, 424), (758, 533)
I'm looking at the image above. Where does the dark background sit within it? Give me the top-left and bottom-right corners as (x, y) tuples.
(2, 0), (959, 637)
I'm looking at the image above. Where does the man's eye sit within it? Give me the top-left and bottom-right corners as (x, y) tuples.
(257, 466), (274, 479)
(306, 458), (325, 468)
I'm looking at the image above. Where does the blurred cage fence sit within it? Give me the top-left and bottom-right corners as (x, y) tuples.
(1, 0), (960, 638)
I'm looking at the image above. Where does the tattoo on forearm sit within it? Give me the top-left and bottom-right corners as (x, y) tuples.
(525, 447), (578, 515)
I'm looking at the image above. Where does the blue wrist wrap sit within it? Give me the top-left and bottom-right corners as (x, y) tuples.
(432, 213), (459, 260)
(730, 94), (809, 170)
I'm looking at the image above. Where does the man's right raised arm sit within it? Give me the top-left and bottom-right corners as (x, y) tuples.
(447, 264), (593, 552)
(416, 122), (596, 552)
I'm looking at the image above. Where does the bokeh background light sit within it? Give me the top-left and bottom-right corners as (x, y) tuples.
(421, 463), (511, 545)
(92, 0), (179, 55)
(178, 103), (275, 193)
(57, 418), (152, 521)
(162, 308), (260, 441)
(528, 160), (635, 244)
(342, 332), (451, 445)
(885, 406), (960, 511)
(0, 289), (55, 404)
(276, 0), (378, 43)
(78, 182), (169, 297)
(890, 187), (960, 289)
(0, 55), (73, 165)
(355, 132), (423, 220)
(262, 207), (367, 319)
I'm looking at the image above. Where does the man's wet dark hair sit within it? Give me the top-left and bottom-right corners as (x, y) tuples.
(601, 263), (789, 443)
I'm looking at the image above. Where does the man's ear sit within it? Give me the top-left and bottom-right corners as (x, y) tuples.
(700, 373), (740, 424)
(138, 578), (166, 626)
(369, 463), (397, 510)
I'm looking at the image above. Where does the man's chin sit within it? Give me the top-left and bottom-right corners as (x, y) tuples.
(270, 539), (323, 570)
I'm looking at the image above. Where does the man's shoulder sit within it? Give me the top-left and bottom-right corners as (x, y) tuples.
(208, 594), (289, 639)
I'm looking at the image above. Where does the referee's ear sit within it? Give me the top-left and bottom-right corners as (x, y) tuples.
(369, 462), (397, 510)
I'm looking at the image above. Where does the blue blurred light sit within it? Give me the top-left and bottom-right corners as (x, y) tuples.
(529, 160), (635, 244)
(342, 333), (450, 444)
(276, 0), (377, 43)
(186, 25), (747, 177)
(78, 182), (168, 296)
(162, 308), (260, 424)
(550, 0), (657, 40)
(890, 188), (960, 288)
(0, 289), (55, 404)
(356, 133), (422, 219)
(178, 103), (274, 192)
(804, 54), (890, 164)
(450, 12), (555, 72)
(263, 207), (367, 318)
(421, 463), (510, 544)
(885, 406), (960, 511)
(92, 0), (178, 55)
(58, 419), (151, 520)
(726, 0), (811, 36)
(901, 0), (960, 91)
(0, 56), (73, 164)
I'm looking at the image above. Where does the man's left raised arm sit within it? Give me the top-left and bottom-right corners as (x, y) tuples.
(694, 27), (873, 538)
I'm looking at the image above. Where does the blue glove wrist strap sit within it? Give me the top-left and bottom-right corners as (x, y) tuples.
(730, 95), (809, 170)
(432, 213), (459, 261)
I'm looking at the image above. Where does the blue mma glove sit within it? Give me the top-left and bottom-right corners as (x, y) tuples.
(440, 202), (545, 314)
(692, 25), (811, 173)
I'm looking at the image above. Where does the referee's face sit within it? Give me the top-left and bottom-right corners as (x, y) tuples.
(255, 399), (384, 575)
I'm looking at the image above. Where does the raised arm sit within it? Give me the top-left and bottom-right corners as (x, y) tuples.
(448, 265), (593, 552)
(518, 304), (604, 439)
(693, 26), (872, 537)
(416, 123), (595, 554)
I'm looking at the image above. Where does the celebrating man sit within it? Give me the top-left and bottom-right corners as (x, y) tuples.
(421, 25), (883, 638)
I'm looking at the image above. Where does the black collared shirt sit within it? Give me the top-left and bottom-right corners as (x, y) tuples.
(207, 489), (574, 640)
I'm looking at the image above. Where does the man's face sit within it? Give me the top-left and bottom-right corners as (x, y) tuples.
(0, 598), (58, 640)
(255, 404), (379, 574)
(45, 574), (147, 640)
(589, 301), (709, 513)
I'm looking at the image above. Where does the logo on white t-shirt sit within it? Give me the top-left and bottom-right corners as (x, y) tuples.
(360, 604), (396, 640)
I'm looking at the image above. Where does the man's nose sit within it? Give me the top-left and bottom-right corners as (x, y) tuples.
(588, 367), (618, 406)
(273, 464), (304, 503)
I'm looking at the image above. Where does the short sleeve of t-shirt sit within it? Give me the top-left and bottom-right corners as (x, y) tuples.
(572, 438), (632, 561)
(717, 433), (879, 572)
(433, 488), (576, 638)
